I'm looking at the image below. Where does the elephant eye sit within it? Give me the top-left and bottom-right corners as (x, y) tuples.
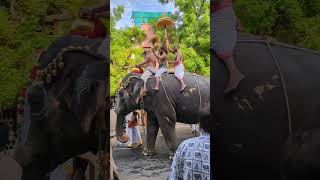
(117, 90), (124, 100)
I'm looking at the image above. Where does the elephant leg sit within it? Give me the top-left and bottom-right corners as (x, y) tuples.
(143, 112), (159, 156)
(157, 115), (177, 154)
(21, 165), (48, 180)
(72, 157), (88, 180)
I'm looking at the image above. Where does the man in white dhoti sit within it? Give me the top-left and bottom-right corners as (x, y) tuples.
(190, 124), (199, 136)
(153, 47), (168, 90)
(169, 45), (187, 91)
(125, 111), (143, 148)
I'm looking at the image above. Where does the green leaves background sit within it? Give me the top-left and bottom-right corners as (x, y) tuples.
(110, 0), (210, 96)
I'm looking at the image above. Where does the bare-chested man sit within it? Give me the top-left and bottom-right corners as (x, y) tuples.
(153, 47), (168, 90)
(169, 45), (187, 91)
(136, 49), (157, 94)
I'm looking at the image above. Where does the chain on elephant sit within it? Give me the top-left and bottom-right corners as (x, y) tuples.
(142, 147), (158, 156)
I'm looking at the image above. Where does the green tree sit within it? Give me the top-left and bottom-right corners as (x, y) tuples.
(110, 5), (145, 96)
(173, 0), (210, 76)
(0, 0), (102, 108)
(234, 0), (320, 51)
(110, 1), (210, 96)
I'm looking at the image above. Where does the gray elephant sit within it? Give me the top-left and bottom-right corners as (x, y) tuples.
(114, 72), (210, 156)
(9, 35), (109, 180)
(212, 32), (320, 180)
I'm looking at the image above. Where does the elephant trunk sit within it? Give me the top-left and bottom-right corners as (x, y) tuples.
(13, 144), (49, 180)
(13, 144), (32, 168)
(115, 114), (128, 143)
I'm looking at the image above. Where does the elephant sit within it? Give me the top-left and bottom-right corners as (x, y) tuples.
(0, 123), (9, 151)
(282, 128), (320, 180)
(114, 72), (210, 156)
(7, 35), (109, 180)
(0, 110), (16, 152)
(212, 32), (320, 180)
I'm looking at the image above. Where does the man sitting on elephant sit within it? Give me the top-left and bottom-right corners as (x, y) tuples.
(169, 45), (187, 91)
(78, 2), (109, 58)
(211, 0), (245, 93)
(153, 47), (168, 91)
(70, 7), (106, 39)
(136, 49), (158, 94)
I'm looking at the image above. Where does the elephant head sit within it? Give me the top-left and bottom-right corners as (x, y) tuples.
(114, 73), (144, 143)
(13, 48), (108, 180)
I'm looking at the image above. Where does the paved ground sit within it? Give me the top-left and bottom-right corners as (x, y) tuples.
(0, 154), (21, 180)
(110, 109), (196, 180)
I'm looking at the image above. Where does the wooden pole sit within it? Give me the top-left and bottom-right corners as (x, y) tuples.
(164, 26), (169, 68)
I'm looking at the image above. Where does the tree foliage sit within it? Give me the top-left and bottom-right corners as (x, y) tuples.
(110, 6), (145, 96)
(110, 0), (210, 96)
(0, 0), (101, 108)
(234, 0), (320, 51)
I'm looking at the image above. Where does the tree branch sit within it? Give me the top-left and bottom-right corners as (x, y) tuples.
(10, 0), (17, 18)
(41, 8), (73, 23)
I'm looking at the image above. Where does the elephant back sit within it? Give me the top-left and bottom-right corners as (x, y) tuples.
(212, 32), (320, 179)
(158, 73), (210, 124)
(39, 36), (104, 68)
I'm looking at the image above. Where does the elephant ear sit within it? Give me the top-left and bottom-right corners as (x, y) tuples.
(75, 62), (107, 133)
(132, 80), (143, 105)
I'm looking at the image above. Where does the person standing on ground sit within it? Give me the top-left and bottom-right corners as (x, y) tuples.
(211, 0), (245, 93)
(125, 111), (143, 148)
(167, 112), (211, 179)
(190, 124), (199, 136)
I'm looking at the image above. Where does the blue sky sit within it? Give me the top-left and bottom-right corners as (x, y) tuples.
(111, 0), (175, 29)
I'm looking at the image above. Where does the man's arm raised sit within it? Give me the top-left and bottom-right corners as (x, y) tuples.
(136, 57), (148, 68)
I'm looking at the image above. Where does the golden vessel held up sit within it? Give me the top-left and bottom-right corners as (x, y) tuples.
(156, 16), (174, 71)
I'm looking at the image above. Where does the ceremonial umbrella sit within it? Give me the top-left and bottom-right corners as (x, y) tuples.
(156, 16), (174, 67)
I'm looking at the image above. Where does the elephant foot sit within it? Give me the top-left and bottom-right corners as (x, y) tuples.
(142, 147), (158, 156)
(131, 143), (143, 149)
(169, 152), (175, 161)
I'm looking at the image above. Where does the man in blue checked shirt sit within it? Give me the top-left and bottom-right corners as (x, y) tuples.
(168, 112), (211, 180)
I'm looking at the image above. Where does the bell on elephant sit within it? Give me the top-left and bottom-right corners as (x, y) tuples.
(58, 62), (64, 69)
(38, 80), (44, 87)
(43, 68), (48, 75)
(52, 69), (57, 76)
(46, 74), (52, 83)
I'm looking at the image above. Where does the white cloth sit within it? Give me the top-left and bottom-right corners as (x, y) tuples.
(125, 113), (142, 145)
(190, 124), (198, 132)
(155, 67), (167, 77)
(210, 7), (237, 57)
(140, 67), (156, 83)
(174, 64), (184, 80)
(168, 130), (210, 180)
